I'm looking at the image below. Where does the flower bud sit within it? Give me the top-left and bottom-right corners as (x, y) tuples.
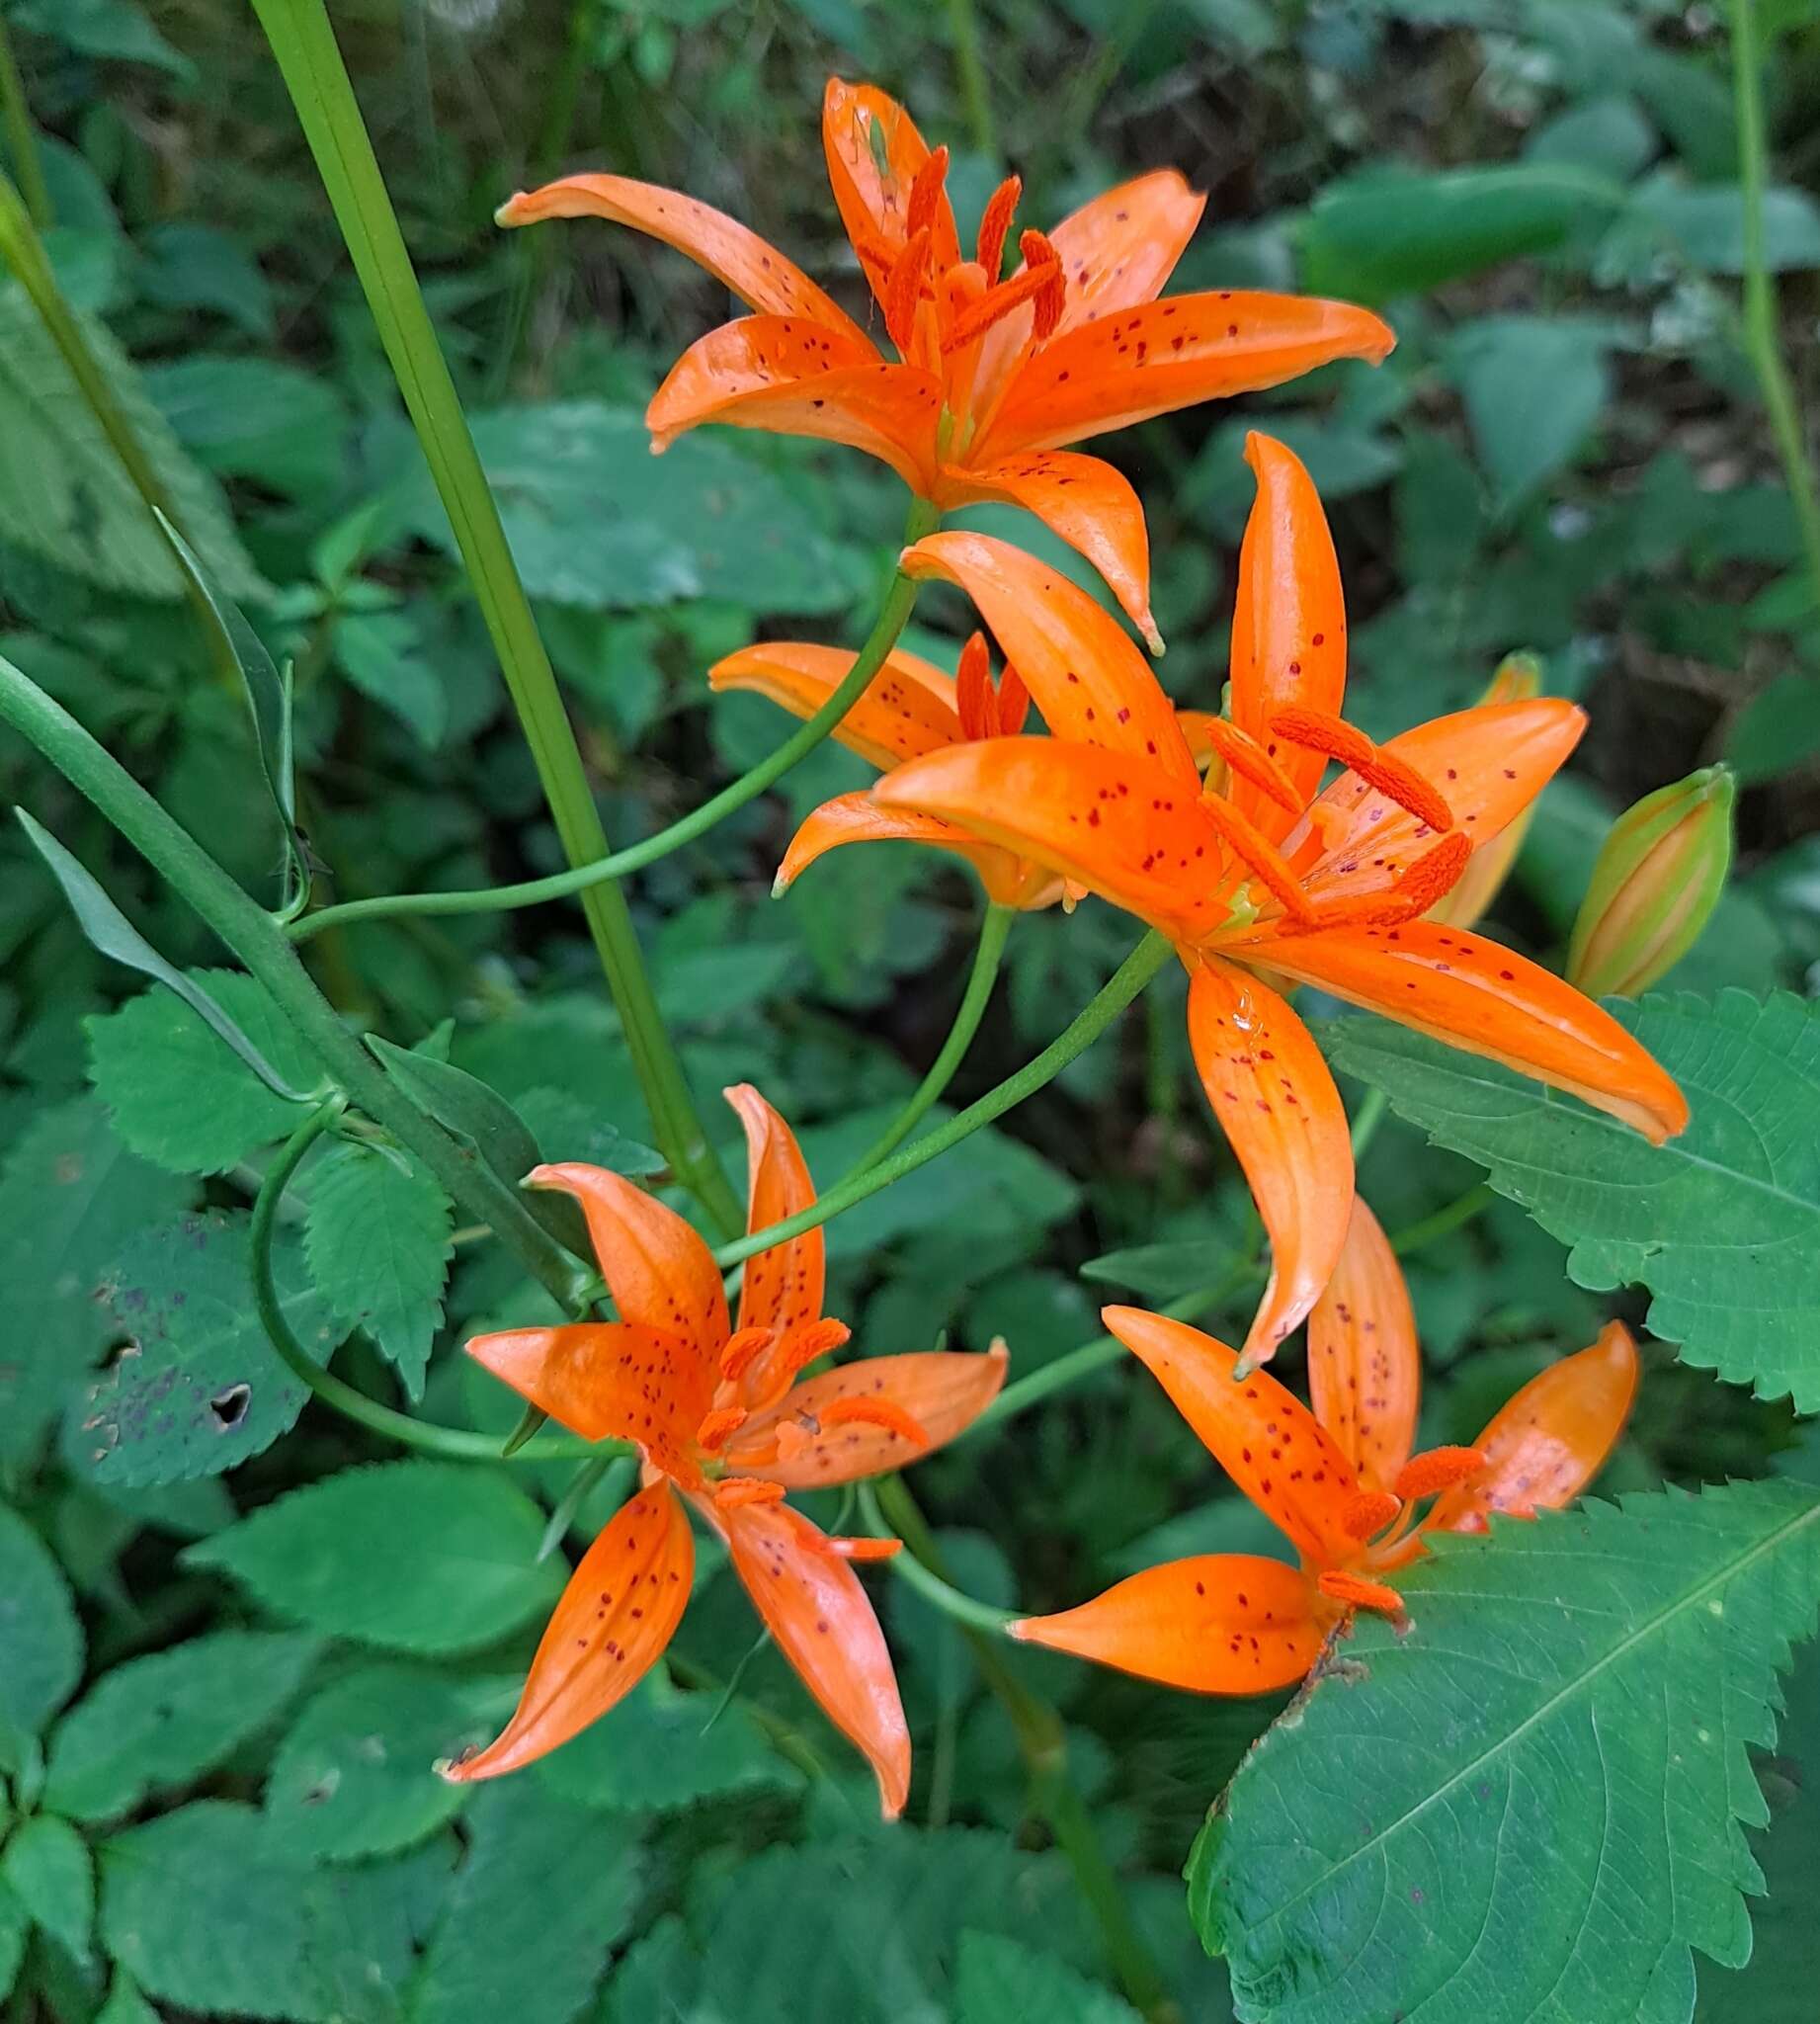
(1426, 653), (1544, 931)
(1566, 765), (1735, 997)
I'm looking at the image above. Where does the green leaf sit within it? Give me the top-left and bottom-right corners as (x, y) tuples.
(1727, 671), (1820, 785)
(1316, 992), (1820, 1409)
(265, 1665), (495, 1861)
(1445, 316), (1614, 509)
(333, 607), (450, 748)
(1, 1814), (94, 1962)
(408, 1782), (640, 2024)
(144, 355), (352, 501)
(44, 1630), (321, 1821)
(13, 0), (194, 78)
(532, 1661), (795, 1813)
(511, 1086), (666, 1178)
(1191, 1479), (1820, 2024)
(303, 1143), (452, 1400)
(954, 1933), (1143, 2024)
(0, 1506), (83, 1736)
(0, 1883), (26, 2006)
(87, 1210), (338, 1485)
(0, 283), (262, 602)
(85, 968), (322, 1173)
(0, 1096), (191, 1465)
(1631, 175), (1820, 275)
(183, 1461), (567, 1654)
(96, 1975), (162, 2024)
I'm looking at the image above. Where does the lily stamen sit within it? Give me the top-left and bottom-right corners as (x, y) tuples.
(1342, 1488), (1402, 1542)
(882, 226), (933, 357)
(905, 144), (950, 240)
(816, 1397), (932, 1448)
(712, 1476), (788, 1510)
(1198, 793), (1320, 928)
(697, 1405), (750, 1454)
(975, 174), (1022, 284)
(1018, 228), (1067, 340)
(1190, 715), (1306, 815)
(1301, 833), (1473, 933)
(940, 257), (1059, 355)
(1270, 707), (1454, 833)
(1317, 1568), (1406, 1615)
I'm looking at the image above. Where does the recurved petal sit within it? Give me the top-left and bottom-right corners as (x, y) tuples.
(976, 295), (1395, 461)
(527, 1164), (729, 1364)
(822, 78), (961, 300)
(1102, 1307), (1361, 1564)
(1428, 1323), (1640, 1533)
(1229, 433), (1348, 840)
(648, 320), (942, 491)
(442, 1482), (692, 1782)
(726, 1343), (1009, 1487)
(707, 640), (961, 770)
(495, 173), (872, 349)
(898, 533), (1194, 777)
(1306, 1198), (1420, 1491)
(1250, 921), (1691, 1144)
(1188, 957), (1354, 1370)
(722, 1496), (910, 1818)
(938, 452), (1160, 651)
(1010, 1554), (1320, 1693)
(1045, 170), (1207, 335)
(465, 1322), (709, 1484)
(775, 791), (1048, 909)
(873, 738), (1220, 939)
(724, 1084), (823, 1340)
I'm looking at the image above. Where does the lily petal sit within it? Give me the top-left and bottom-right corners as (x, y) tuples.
(938, 452), (1160, 651)
(464, 1322), (708, 1485)
(1188, 957), (1353, 1369)
(873, 738), (1217, 939)
(1306, 1198), (1420, 1491)
(898, 532), (1194, 777)
(776, 791), (1046, 909)
(721, 1495), (910, 1817)
(707, 640), (961, 770)
(1229, 433), (1348, 840)
(1046, 170), (1207, 335)
(724, 1084), (823, 1340)
(495, 173), (871, 349)
(527, 1163), (730, 1358)
(648, 319), (942, 490)
(442, 1482), (692, 1782)
(1102, 1307), (1361, 1563)
(822, 78), (961, 305)
(1428, 1322), (1640, 1533)
(976, 295), (1394, 460)
(726, 1343), (1009, 1487)
(1251, 921), (1691, 1143)
(1010, 1554), (1319, 1693)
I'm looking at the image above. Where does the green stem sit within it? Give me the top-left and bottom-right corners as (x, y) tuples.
(666, 1650), (828, 1787)
(287, 508), (938, 944)
(713, 930), (1173, 1270)
(252, 1101), (612, 1462)
(843, 901), (1012, 1178)
(942, 0), (996, 157)
(0, 13), (50, 231)
(1387, 1179), (1493, 1256)
(1732, 0), (1820, 607)
(1348, 1085), (1388, 1159)
(859, 1482), (1015, 1633)
(0, 655), (592, 1312)
(248, 0), (741, 1239)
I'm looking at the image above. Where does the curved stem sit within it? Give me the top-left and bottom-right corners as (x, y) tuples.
(251, 1102), (613, 1463)
(713, 929), (1173, 1271)
(859, 1482), (1015, 1633)
(249, 0), (740, 1237)
(1388, 1179), (1493, 1256)
(0, 13), (50, 231)
(843, 902), (1013, 1179)
(288, 506), (939, 944)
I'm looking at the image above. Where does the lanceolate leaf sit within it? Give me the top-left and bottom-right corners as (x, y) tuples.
(1316, 991), (1820, 1409)
(1191, 1479), (1820, 2024)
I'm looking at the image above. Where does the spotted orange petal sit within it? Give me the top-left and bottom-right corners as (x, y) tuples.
(775, 791), (1048, 909)
(1306, 1198), (1420, 1491)
(822, 78), (960, 305)
(442, 1482), (692, 1782)
(724, 1084), (823, 1343)
(1188, 957), (1353, 1370)
(707, 641), (961, 770)
(1045, 170), (1207, 336)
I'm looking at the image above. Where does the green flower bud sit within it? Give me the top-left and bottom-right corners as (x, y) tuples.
(1566, 766), (1735, 998)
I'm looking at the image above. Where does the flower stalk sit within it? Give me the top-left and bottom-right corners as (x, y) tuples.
(0, 11), (50, 231)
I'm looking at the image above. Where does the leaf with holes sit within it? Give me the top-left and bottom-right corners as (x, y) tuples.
(1316, 991), (1820, 1410)
(1191, 1478), (1820, 2024)
(86, 1210), (338, 1485)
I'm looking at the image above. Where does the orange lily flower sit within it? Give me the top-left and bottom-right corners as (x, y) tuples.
(442, 1083), (1007, 1816)
(708, 530), (1203, 907)
(874, 433), (1688, 1366)
(495, 78), (1394, 649)
(1010, 1200), (1640, 1693)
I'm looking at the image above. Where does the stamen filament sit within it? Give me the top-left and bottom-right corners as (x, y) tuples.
(1199, 794), (1320, 927)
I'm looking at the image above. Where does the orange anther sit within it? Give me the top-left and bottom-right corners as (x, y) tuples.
(1200, 793), (1319, 927)
(996, 662), (1031, 736)
(824, 1535), (903, 1561)
(713, 1476), (787, 1510)
(1318, 1568), (1406, 1614)
(719, 1325), (777, 1384)
(883, 227), (932, 356)
(816, 1397), (932, 1448)
(1342, 1489), (1402, 1542)
(955, 631), (994, 741)
(1271, 708), (1454, 834)
(1302, 833), (1474, 933)
(696, 1405), (749, 1454)
(975, 175), (1022, 284)
(1018, 228), (1066, 339)
(905, 146), (950, 241)
(765, 1316), (853, 1392)
(1188, 716), (1306, 816)
(1393, 1446), (1486, 1500)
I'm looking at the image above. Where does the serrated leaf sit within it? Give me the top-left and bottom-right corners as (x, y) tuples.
(1316, 992), (1820, 1409)
(955, 1933), (1144, 2024)
(408, 1782), (639, 2024)
(85, 969), (322, 1173)
(183, 1461), (566, 1654)
(0, 1506), (83, 1736)
(1192, 1479), (1820, 2024)
(144, 355), (352, 500)
(44, 1629), (320, 1822)
(1, 1814), (94, 1961)
(303, 1144), (452, 1400)
(87, 1210), (338, 1485)
(265, 1665), (496, 1861)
